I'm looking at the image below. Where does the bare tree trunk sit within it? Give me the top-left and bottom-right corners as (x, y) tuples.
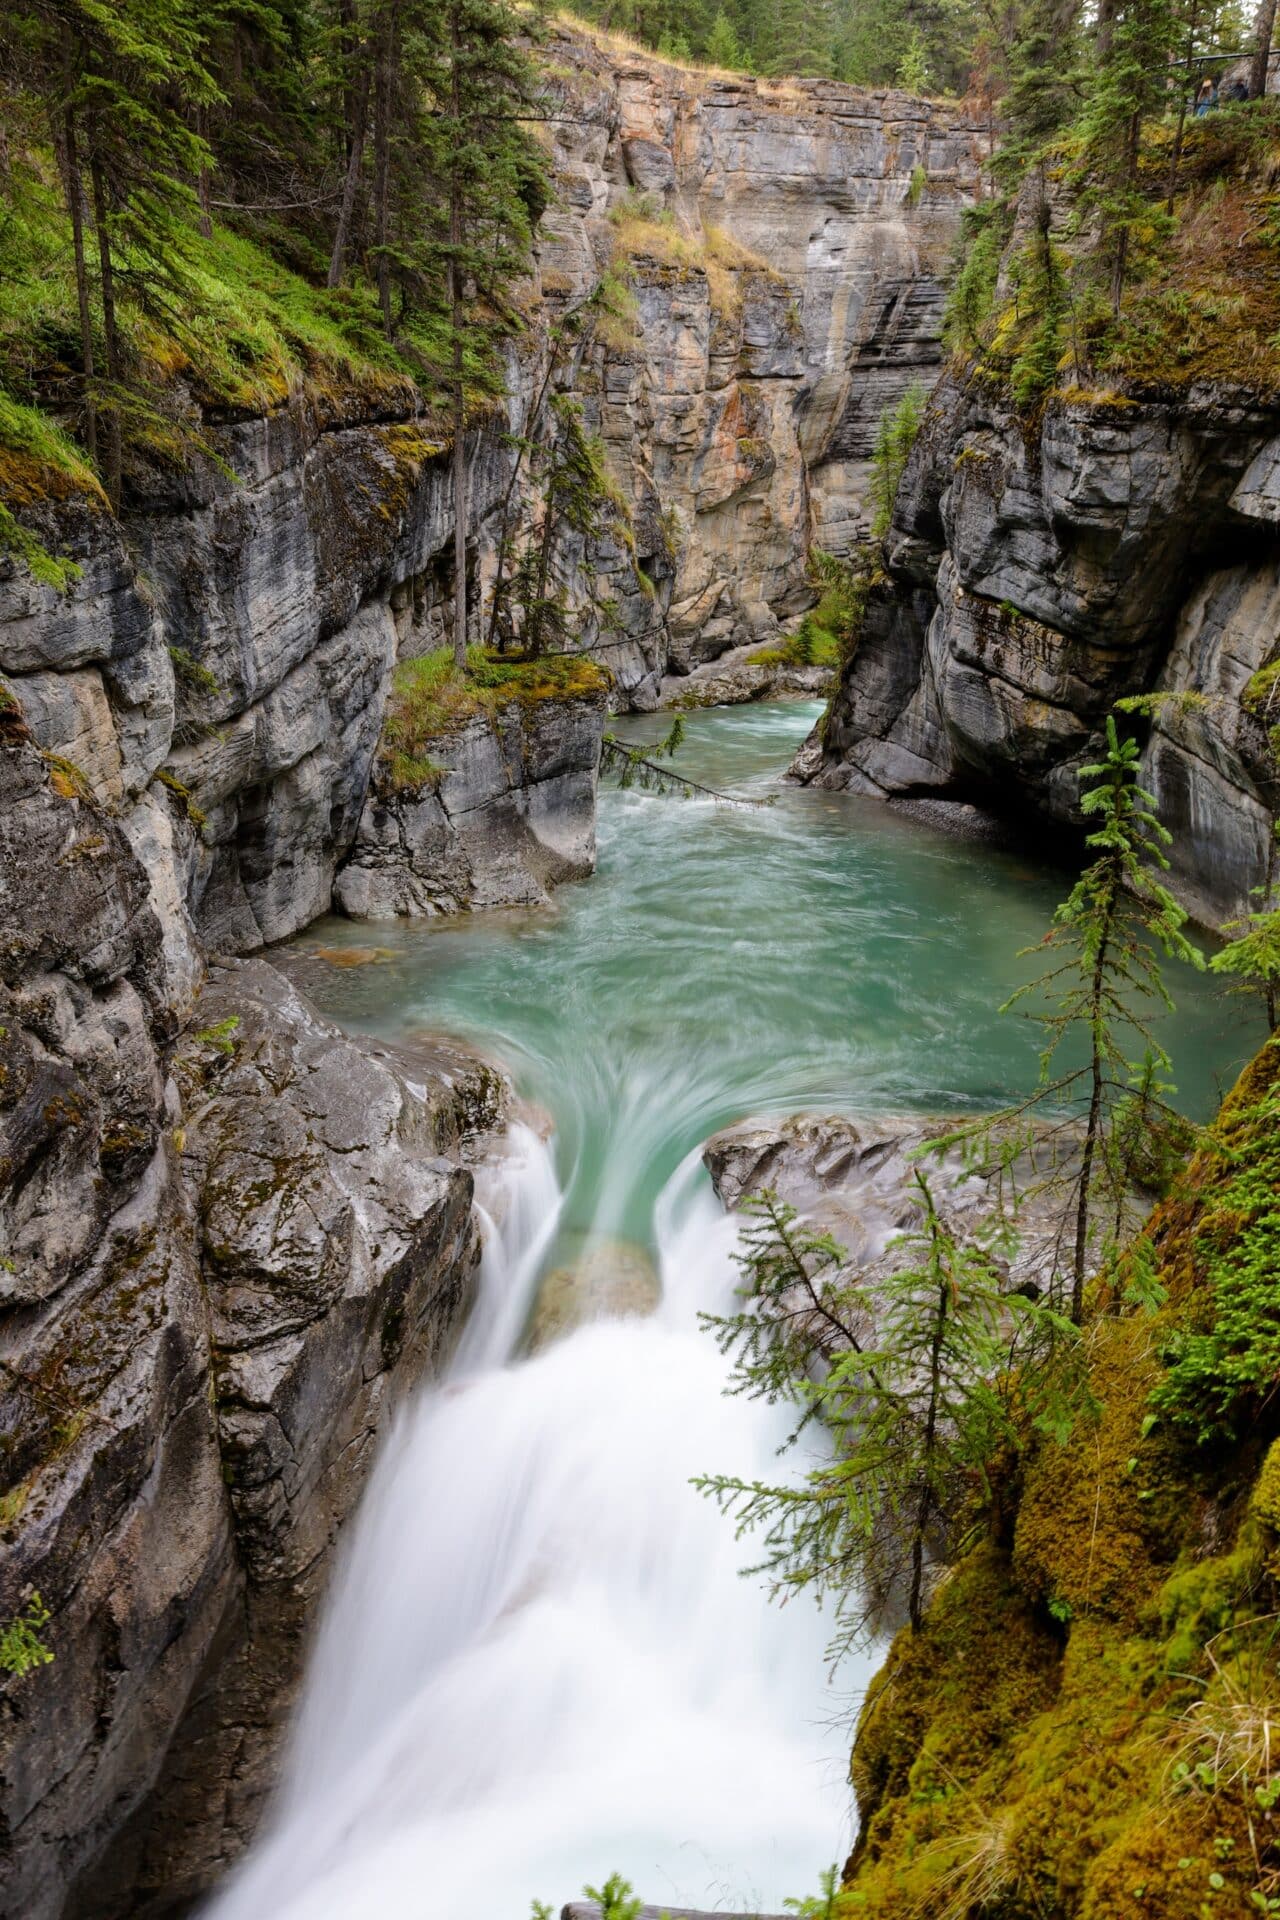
(327, 63), (370, 288)
(451, 247), (468, 672)
(1253, 0), (1278, 96)
(90, 151), (122, 509)
(58, 35), (97, 466)
(1166, 0), (1200, 214)
(910, 1244), (949, 1632)
(372, 2), (395, 336)
(1110, 112), (1140, 317)
(486, 344), (565, 649)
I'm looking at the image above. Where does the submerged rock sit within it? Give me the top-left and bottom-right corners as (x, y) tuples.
(526, 1238), (662, 1352)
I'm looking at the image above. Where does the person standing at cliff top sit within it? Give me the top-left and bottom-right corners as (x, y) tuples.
(1195, 75), (1218, 113)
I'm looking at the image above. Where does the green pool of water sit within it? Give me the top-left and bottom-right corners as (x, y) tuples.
(287, 699), (1262, 1257)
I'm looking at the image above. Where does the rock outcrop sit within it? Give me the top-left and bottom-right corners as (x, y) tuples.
(800, 371), (1280, 923)
(335, 680), (608, 918)
(0, 713), (493, 1920)
(2, 33), (983, 957)
(704, 1109), (1091, 1302)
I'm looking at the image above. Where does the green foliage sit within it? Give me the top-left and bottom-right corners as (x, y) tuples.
(600, 713), (768, 805)
(1153, 1039), (1280, 1444)
(168, 646), (221, 699)
(0, 0), (545, 557)
(1008, 220), (1069, 407)
(582, 1873), (643, 1920)
(0, 1593), (54, 1678)
(868, 384), (927, 540)
(895, 28), (929, 90)
(562, 0), (982, 92)
(943, 198), (1011, 355)
(785, 1865), (841, 1916)
(697, 1182), (1081, 1645)
(193, 1016), (240, 1055)
(380, 645), (606, 790)
(948, 714), (1203, 1323)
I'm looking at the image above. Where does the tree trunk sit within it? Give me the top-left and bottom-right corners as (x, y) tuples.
(372, 2), (395, 336)
(1252, 0), (1278, 97)
(1110, 112), (1140, 317)
(89, 151), (121, 508)
(58, 38), (97, 466)
(451, 245), (468, 672)
(1071, 878), (1116, 1324)
(910, 1239), (950, 1632)
(486, 348), (563, 650)
(1166, 0), (1200, 214)
(327, 62), (370, 288)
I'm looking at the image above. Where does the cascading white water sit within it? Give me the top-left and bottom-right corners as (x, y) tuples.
(204, 1137), (867, 1920)
(217, 698), (1250, 1919)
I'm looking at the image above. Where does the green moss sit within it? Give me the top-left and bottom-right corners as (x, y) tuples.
(156, 768), (209, 833)
(841, 1037), (1280, 1920)
(1152, 1038), (1280, 1444)
(378, 645), (607, 792)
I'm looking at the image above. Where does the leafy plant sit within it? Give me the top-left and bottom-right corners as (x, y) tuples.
(0, 1593), (54, 1678)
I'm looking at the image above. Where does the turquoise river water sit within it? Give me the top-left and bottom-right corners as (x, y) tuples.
(204, 700), (1262, 1920)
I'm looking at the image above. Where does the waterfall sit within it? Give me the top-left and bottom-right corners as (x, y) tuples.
(203, 1140), (860, 1920)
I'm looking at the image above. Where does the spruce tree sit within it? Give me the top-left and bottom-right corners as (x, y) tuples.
(955, 715), (1204, 1323)
(696, 1183), (1079, 1643)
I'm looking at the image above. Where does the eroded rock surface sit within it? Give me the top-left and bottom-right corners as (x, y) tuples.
(0, 716), (491, 1920)
(704, 1109), (1088, 1301)
(2, 33), (983, 956)
(335, 683), (608, 918)
(799, 373), (1280, 923)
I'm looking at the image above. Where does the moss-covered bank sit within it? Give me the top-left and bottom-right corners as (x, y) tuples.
(841, 1037), (1280, 1919)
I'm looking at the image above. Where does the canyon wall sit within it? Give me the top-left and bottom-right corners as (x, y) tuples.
(0, 41), (984, 1918)
(801, 370), (1280, 924)
(2, 35), (984, 964)
(0, 704), (497, 1919)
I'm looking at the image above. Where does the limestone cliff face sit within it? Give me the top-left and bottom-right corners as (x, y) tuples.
(1, 34), (983, 962)
(0, 711), (492, 1920)
(801, 370), (1280, 923)
(535, 38), (985, 686)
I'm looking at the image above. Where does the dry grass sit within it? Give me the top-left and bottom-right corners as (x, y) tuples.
(552, 12), (741, 83)
(608, 199), (786, 321)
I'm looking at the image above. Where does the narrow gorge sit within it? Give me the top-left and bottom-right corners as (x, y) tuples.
(3, 14), (1280, 1920)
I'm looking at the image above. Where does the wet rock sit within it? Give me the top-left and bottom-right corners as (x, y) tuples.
(705, 1110), (1091, 1300)
(526, 1237), (662, 1351)
(801, 375), (1280, 923)
(334, 684), (608, 918)
(0, 717), (494, 1920)
(660, 637), (833, 708)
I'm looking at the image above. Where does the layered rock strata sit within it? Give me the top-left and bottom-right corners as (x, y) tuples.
(799, 372), (1280, 924)
(335, 681), (608, 919)
(2, 35), (983, 955)
(0, 716), (494, 1920)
